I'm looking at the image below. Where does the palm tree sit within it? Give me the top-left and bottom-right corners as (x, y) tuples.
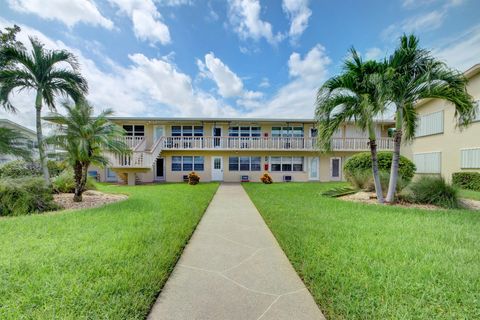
(316, 48), (387, 203)
(0, 126), (32, 160)
(382, 34), (476, 203)
(47, 101), (129, 202)
(0, 37), (88, 183)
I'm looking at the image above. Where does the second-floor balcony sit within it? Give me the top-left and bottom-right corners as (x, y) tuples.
(125, 136), (394, 152)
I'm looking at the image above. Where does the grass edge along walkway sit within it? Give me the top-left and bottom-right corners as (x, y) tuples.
(0, 182), (219, 319)
(243, 182), (480, 319)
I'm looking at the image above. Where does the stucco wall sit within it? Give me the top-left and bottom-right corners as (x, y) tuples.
(401, 70), (480, 181)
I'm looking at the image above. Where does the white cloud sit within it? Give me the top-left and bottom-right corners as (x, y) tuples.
(247, 44), (331, 118)
(7, 0), (113, 29)
(365, 47), (383, 60)
(228, 0), (283, 45)
(434, 24), (480, 71)
(259, 77), (270, 88)
(0, 18), (240, 130)
(108, 0), (171, 45)
(382, 10), (445, 40)
(282, 0), (311, 40)
(197, 52), (263, 106)
(201, 53), (244, 98)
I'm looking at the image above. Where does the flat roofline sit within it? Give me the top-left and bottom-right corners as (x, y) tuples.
(43, 116), (394, 124)
(0, 118), (36, 135)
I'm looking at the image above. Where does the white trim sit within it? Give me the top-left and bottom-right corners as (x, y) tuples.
(330, 157), (342, 181)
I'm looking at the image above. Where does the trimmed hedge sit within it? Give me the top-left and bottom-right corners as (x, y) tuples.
(344, 151), (416, 181)
(452, 172), (480, 191)
(0, 177), (59, 216)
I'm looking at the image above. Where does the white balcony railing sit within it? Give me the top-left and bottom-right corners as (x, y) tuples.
(118, 136), (144, 149)
(107, 136), (394, 169)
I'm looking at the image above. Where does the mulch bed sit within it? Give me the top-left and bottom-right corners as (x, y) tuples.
(53, 190), (128, 211)
(339, 191), (480, 210)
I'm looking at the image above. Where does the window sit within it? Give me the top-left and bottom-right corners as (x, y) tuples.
(461, 148), (480, 169)
(229, 126), (261, 137)
(270, 156), (304, 172)
(416, 111), (444, 137)
(293, 157), (303, 171)
(271, 157), (281, 171)
(229, 156), (262, 171)
(171, 125), (203, 136)
(183, 156), (193, 171)
(123, 125), (145, 137)
(251, 157), (261, 171)
(272, 126), (304, 137)
(229, 157), (239, 171)
(171, 156), (204, 171)
(473, 100), (480, 122)
(414, 152), (441, 173)
(172, 156), (182, 171)
(194, 156), (204, 171)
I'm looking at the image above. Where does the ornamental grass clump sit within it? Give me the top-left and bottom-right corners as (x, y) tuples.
(401, 175), (460, 209)
(188, 171), (200, 185)
(260, 172), (273, 184)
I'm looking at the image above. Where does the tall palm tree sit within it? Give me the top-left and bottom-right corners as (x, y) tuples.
(47, 101), (129, 202)
(382, 34), (475, 203)
(0, 126), (31, 160)
(316, 49), (387, 203)
(0, 37), (88, 183)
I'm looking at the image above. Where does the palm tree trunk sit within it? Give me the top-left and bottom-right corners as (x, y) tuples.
(73, 161), (83, 202)
(386, 107), (403, 203)
(368, 123), (384, 203)
(369, 139), (384, 203)
(35, 90), (50, 184)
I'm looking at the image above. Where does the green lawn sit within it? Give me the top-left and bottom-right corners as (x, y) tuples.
(458, 188), (480, 201)
(0, 183), (218, 319)
(243, 182), (480, 319)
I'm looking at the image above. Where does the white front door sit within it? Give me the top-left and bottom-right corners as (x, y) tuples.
(330, 157), (341, 181)
(154, 125), (165, 141)
(211, 156), (223, 181)
(308, 157), (319, 180)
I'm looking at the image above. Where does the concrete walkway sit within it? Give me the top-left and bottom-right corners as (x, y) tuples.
(148, 183), (325, 320)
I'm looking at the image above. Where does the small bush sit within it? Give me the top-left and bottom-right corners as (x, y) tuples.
(260, 172), (273, 184)
(452, 172), (480, 191)
(347, 169), (407, 194)
(0, 160), (42, 178)
(401, 175), (460, 209)
(51, 169), (96, 193)
(188, 171), (200, 185)
(0, 177), (59, 216)
(47, 160), (67, 177)
(344, 152), (416, 182)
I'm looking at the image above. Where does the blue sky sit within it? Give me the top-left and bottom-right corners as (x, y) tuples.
(0, 0), (479, 128)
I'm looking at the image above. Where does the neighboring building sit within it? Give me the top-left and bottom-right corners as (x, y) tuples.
(87, 117), (394, 185)
(402, 63), (480, 181)
(0, 119), (38, 164)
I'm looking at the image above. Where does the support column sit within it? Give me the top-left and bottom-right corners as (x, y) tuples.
(127, 172), (136, 186)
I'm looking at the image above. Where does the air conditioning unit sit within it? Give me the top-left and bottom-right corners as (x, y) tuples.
(283, 175), (292, 182)
(241, 175), (250, 182)
(183, 175), (189, 182)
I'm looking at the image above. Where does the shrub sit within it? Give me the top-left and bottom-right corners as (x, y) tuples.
(47, 160), (67, 177)
(0, 160), (42, 178)
(51, 169), (96, 193)
(260, 172), (273, 184)
(400, 175), (460, 209)
(344, 152), (416, 182)
(452, 172), (480, 191)
(347, 169), (408, 194)
(188, 171), (200, 185)
(0, 177), (59, 216)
